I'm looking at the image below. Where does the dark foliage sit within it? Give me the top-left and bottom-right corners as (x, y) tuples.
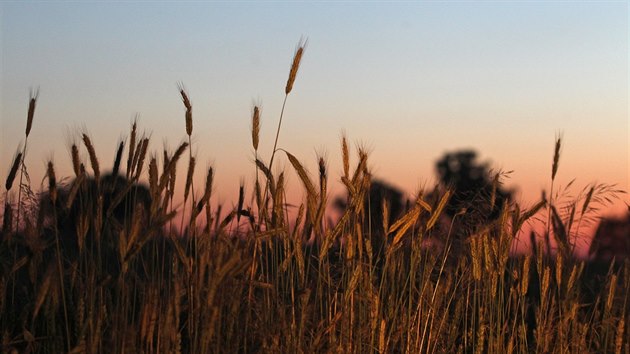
(436, 150), (511, 227)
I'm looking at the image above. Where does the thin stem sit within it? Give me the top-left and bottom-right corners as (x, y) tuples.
(52, 200), (71, 351)
(260, 94), (289, 225)
(15, 138), (28, 231)
(268, 94), (289, 173)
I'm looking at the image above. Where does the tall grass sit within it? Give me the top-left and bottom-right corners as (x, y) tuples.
(1, 43), (628, 354)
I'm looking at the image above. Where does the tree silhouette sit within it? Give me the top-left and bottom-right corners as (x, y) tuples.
(589, 211), (630, 261)
(435, 150), (511, 231)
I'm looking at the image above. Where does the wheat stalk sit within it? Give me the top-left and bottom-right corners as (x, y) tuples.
(71, 143), (81, 177)
(134, 138), (149, 180)
(551, 136), (561, 181)
(113, 140), (125, 176)
(82, 133), (100, 181)
(126, 118), (137, 178)
(252, 106), (260, 151)
(285, 40), (306, 95)
(341, 133), (350, 180)
(178, 83), (193, 136)
(184, 156), (196, 203)
(25, 88), (38, 138)
(268, 40), (307, 172)
(47, 161), (71, 350)
(16, 90), (39, 231)
(5, 151), (22, 191)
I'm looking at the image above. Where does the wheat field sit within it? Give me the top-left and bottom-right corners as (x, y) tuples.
(1, 43), (628, 354)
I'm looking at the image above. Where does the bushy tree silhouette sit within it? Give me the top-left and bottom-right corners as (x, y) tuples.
(589, 211), (630, 261)
(435, 150), (511, 231)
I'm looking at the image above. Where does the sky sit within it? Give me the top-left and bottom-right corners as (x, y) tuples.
(1, 2), (628, 232)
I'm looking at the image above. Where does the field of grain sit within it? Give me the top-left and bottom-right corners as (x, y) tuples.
(1, 43), (628, 354)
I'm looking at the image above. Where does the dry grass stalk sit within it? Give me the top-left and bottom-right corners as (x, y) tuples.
(272, 172), (285, 227)
(427, 190), (451, 230)
(65, 172), (84, 210)
(32, 266), (54, 320)
(201, 167), (214, 205)
(606, 274), (617, 313)
(2, 202), (12, 232)
(127, 118), (137, 178)
(196, 166), (214, 217)
(5, 151), (22, 191)
(134, 138), (149, 180)
(82, 134), (100, 180)
(252, 106), (260, 151)
(47, 162), (58, 203)
(237, 180), (245, 222)
(179, 83), (193, 136)
(517, 200), (546, 229)
(541, 267), (551, 298)
(521, 255), (531, 295)
(615, 318), (625, 354)
(112, 140), (124, 177)
(149, 157), (158, 200)
(471, 236), (483, 281)
(566, 263), (579, 292)
(341, 134), (350, 180)
(159, 142), (188, 190)
(314, 156), (328, 232)
(581, 185), (594, 215)
(268, 40), (307, 174)
(163, 149), (170, 176)
(555, 253), (563, 288)
(184, 156), (196, 203)
(169, 165), (177, 203)
(490, 173), (499, 211)
(256, 159), (276, 198)
(551, 136), (561, 181)
(550, 205), (569, 257)
(382, 198), (390, 234)
(349, 149), (368, 188)
(71, 144), (81, 177)
(285, 151), (317, 201)
(25, 88), (38, 137)
(285, 40), (306, 95)
(390, 202), (423, 247)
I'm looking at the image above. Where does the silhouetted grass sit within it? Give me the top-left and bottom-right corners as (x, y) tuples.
(1, 43), (628, 354)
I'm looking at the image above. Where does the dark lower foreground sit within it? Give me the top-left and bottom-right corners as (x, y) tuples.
(1, 219), (628, 353)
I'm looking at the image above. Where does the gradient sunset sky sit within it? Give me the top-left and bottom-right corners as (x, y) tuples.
(1, 2), (628, 220)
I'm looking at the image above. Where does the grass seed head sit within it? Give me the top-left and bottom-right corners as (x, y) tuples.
(285, 40), (306, 95)
(26, 88), (38, 137)
(552, 136), (561, 181)
(82, 133), (100, 180)
(341, 134), (350, 179)
(204, 167), (214, 202)
(127, 118), (137, 178)
(135, 138), (149, 180)
(113, 140), (124, 176)
(5, 151), (22, 191)
(149, 157), (158, 199)
(47, 161), (57, 203)
(252, 106), (260, 151)
(178, 83), (193, 136)
(237, 180), (245, 222)
(71, 144), (81, 177)
(184, 156), (196, 203)
(581, 185), (594, 215)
